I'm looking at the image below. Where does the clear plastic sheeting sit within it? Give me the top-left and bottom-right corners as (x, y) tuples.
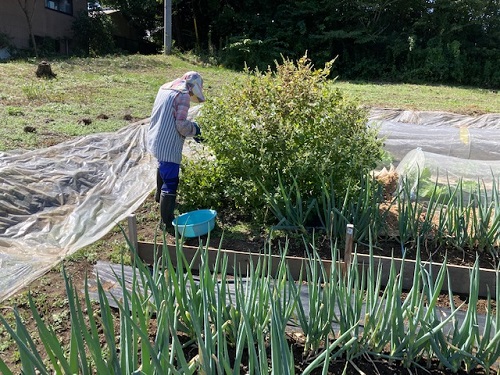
(371, 109), (500, 202)
(396, 147), (500, 199)
(369, 108), (500, 164)
(0, 120), (157, 302)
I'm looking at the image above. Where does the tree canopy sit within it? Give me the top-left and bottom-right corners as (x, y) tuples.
(99, 0), (500, 88)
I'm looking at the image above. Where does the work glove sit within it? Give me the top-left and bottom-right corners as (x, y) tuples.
(193, 123), (204, 143)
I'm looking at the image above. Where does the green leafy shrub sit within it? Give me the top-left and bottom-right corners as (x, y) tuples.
(71, 11), (116, 57)
(180, 54), (384, 221)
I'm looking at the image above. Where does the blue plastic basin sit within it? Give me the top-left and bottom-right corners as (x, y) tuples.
(172, 209), (217, 238)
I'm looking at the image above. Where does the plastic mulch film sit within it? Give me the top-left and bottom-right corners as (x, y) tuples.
(395, 147), (500, 202)
(369, 108), (500, 164)
(369, 108), (500, 202)
(0, 119), (157, 302)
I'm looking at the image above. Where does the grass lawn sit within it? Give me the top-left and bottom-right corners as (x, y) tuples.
(1, 54), (499, 153)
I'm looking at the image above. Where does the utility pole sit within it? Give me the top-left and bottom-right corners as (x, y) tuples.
(164, 0), (172, 55)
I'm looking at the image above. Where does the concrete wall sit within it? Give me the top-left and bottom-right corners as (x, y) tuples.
(0, 0), (87, 53)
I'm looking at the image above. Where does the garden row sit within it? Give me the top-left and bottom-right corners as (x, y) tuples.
(1, 234), (499, 374)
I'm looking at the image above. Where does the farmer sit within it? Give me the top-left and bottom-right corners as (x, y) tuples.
(147, 71), (205, 229)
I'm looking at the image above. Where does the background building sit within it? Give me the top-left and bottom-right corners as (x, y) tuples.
(0, 0), (87, 55)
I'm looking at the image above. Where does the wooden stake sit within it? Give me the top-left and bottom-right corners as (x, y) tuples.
(127, 214), (138, 253)
(343, 224), (354, 275)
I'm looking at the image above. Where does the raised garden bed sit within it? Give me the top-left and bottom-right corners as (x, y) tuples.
(133, 240), (497, 297)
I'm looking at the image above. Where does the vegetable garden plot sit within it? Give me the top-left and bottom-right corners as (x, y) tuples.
(1, 109), (499, 304)
(90, 259), (493, 335)
(371, 110), (500, 237)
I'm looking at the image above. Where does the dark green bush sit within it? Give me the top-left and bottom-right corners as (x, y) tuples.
(71, 11), (116, 57)
(179, 54), (384, 221)
(0, 33), (15, 57)
(220, 36), (282, 71)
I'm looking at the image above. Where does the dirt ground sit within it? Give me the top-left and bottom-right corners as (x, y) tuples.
(0, 179), (498, 373)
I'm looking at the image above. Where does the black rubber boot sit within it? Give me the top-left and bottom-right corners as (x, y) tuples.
(160, 192), (176, 230)
(155, 168), (163, 203)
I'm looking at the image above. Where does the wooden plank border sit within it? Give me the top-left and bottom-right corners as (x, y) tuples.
(135, 241), (338, 279)
(135, 241), (497, 298)
(354, 253), (497, 297)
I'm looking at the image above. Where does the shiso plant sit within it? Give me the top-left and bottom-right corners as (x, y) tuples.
(179, 54), (384, 221)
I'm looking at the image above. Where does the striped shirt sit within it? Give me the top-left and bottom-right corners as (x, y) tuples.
(147, 86), (198, 164)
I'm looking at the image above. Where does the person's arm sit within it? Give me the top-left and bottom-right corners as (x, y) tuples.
(174, 93), (200, 137)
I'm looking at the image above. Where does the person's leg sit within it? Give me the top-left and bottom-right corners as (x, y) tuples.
(160, 193), (176, 229)
(155, 167), (163, 203)
(158, 161), (180, 229)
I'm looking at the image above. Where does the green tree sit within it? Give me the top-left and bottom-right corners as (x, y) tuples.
(16, 0), (38, 57)
(406, 0), (500, 85)
(92, 0), (500, 87)
(100, 0), (160, 38)
(72, 10), (116, 56)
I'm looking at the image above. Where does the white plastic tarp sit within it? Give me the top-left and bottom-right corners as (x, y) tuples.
(0, 119), (157, 302)
(370, 108), (500, 164)
(395, 147), (500, 196)
(371, 109), (500, 204)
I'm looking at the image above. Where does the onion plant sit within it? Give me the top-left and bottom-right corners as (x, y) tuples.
(260, 174), (317, 234)
(474, 267), (500, 374)
(265, 166), (499, 259)
(394, 174), (432, 246)
(434, 180), (471, 251)
(390, 172), (500, 257)
(291, 242), (338, 353)
(471, 179), (500, 252)
(265, 173), (384, 245)
(1, 232), (499, 373)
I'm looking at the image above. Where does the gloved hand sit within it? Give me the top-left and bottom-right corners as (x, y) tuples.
(193, 123), (204, 143)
